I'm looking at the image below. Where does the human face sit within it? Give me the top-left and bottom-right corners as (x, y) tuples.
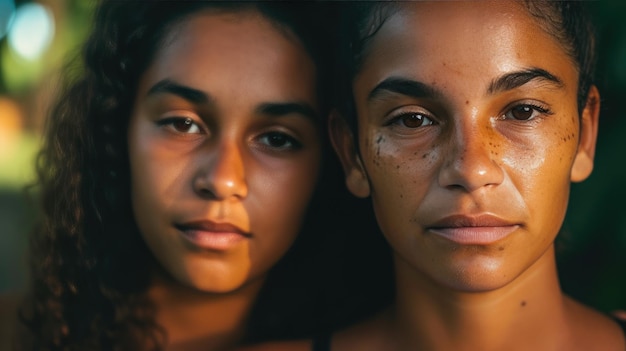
(128, 10), (321, 293)
(333, 1), (599, 292)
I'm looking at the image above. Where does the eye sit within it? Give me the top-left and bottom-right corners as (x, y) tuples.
(503, 104), (552, 121)
(388, 112), (435, 128)
(257, 131), (302, 151)
(159, 117), (203, 134)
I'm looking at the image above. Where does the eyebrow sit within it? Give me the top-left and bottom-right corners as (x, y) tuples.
(147, 79), (317, 122)
(147, 79), (210, 104)
(256, 102), (319, 122)
(368, 77), (442, 102)
(487, 68), (564, 94)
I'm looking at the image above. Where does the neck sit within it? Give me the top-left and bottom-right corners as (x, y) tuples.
(148, 270), (265, 351)
(391, 245), (570, 351)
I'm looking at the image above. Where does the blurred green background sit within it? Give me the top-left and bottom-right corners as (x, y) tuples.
(0, 0), (624, 314)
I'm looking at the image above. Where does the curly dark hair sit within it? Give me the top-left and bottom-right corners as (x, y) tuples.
(16, 1), (338, 349)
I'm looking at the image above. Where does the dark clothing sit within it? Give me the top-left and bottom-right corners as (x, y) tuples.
(311, 333), (331, 351)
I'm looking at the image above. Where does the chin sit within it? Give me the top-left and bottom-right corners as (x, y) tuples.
(189, 269), (252, 294)
(433, 256), (519, 293)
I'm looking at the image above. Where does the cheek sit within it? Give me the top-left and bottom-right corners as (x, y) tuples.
(361, 130), (438, 230)
(130, 140), (184, 213)
(499, 118), (580, 234)
(501, 120), (579, 196)
(247, 154), (321, 255)
(128, 123), (192, 239)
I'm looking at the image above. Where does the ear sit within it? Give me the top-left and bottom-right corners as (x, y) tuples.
(571, 85), (600, 183)
(328, 109), (370, 198)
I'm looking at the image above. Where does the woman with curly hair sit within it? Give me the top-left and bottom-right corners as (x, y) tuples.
(0, 0), (340, 349)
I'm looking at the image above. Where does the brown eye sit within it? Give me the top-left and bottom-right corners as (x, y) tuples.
(158, 117), (203, 134)
(258, 131), (302, 151)
(400, 113), (434, 128)
(510, 105), (534, 120)
(172, 118), (192, 132)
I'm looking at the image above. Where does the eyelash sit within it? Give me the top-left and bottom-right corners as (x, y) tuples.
(383, 102), (553, 128)
(157, 116), (204, 134)
(501, 103), (553, 121)
(385, 110), (437, 129)
(157, 117), (302, 151)
(256, 131), (303, 151)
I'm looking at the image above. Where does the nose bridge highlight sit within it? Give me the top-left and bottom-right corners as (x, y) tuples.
(439, 115), (504, 191)
(194, 138), (248, 199)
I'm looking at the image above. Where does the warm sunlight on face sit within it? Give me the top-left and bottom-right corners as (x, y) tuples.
(128, 10), (321, 292)
(345, 1), (596, 292)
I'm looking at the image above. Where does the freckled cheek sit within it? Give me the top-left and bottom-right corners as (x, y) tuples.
(362, 134), (436, 199)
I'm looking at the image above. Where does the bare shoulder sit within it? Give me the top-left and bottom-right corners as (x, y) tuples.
(236, 339), (312, 351)
(565, 296), (626, 351)
(0, 292), (25, 350)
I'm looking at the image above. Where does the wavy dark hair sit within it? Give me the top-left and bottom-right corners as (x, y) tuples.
(17, 1), (338, 349)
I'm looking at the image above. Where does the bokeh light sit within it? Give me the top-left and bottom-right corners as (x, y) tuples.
(7, 2), (55, 61)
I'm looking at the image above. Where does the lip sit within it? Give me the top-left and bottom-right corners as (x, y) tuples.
(426, 214), (519, 245)
(175, 220), (251, 251)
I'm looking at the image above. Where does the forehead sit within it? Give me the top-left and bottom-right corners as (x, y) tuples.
(356, 1), (578, 94)
(139, 9), (317, 107)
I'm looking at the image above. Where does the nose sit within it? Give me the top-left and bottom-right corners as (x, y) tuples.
(438, 120), (504, 192)
(193, 140), (248, 200)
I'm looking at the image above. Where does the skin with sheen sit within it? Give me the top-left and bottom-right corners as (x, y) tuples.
(345, 1), (585, 293)
(128, 10), (321, 295)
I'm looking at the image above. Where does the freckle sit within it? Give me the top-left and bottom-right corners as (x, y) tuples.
(396, 165), (400, 169)
(422, 153), (429, 159)
(465, 100), (469, 105)
(498, 246), (504, 251)
(521, 301), (527, 307)
(400, 194), (403, 198)
(414, 151), (418, 156)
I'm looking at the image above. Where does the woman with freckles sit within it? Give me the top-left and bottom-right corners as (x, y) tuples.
(0, 1), (340, 350)
(326, 1), (626, 350)
(241, 1), (626, 351)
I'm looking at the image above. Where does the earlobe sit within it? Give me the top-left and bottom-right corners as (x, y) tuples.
(571, 85), (600, 183)
(328, 110), (371, 198)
